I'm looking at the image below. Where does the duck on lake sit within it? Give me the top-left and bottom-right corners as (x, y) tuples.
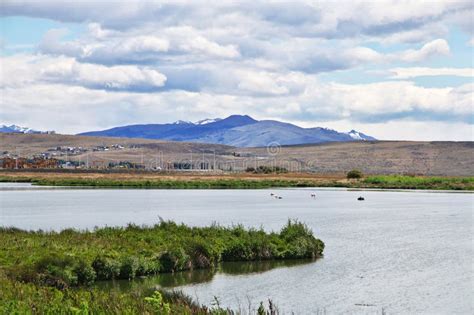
(358, 196), (365, 201)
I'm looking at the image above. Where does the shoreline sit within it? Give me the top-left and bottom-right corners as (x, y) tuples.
(0, 170), (473, 191)
(1, 182), (473, 194)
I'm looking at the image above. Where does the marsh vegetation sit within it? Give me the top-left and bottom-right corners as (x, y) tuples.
(1, 173), (472, 190)
(0, 220), (323, 313)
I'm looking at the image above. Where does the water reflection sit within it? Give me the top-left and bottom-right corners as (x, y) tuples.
(96, 259), (316, 292)
(220, 259), (314, 275)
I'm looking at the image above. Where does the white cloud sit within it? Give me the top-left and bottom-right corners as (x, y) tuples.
(1, 54), (167, 90)
(38, 25), (240, 65)
(235, 70), (307, 96)
(69, 62), (167, 90)
(378, 23), (448, 44)
(306, 119), (474, 141)
(322, 81), (471, 116)
(40, 29), (170, 62)
(394, 39), (450, 62)
(389, 67), (474, 79)
(176, 32), (240, 58)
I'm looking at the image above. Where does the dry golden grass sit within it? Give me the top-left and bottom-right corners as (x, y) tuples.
(1, 133), (473, 176)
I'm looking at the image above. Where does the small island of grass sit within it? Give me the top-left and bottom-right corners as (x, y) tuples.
(0, 220), (324, 313)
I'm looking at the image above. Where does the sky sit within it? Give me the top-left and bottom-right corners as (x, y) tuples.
(0, 0), (473, 140)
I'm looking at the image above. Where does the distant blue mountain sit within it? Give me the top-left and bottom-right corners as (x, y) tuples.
(78, 115), (376, 147)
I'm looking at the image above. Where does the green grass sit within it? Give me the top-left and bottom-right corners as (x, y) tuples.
(0, 277), (279, 314)
(36, 178), (319, 189)
(0, 275), (234, 314)
(1, 220), (323, 287)
(1, 174), (473, 190)
(360, 175), (474, 190)
(0, 220), (323, 313)
(0, 176), (318, 189)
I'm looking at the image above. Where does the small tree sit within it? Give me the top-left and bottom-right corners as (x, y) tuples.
(347, 169), (363, 179)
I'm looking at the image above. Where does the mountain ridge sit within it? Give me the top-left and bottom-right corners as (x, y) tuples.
(78, 115), (376, 147)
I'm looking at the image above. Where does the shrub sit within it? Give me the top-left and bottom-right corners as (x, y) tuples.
(279, 220), (324, 258)
(92, 256), (121, 280)
(136, 257), (160, 276)
(279, 220), (313, 242)
(119, 256), (139, 279)
(253, 166), (288, 174)
(34, 254), (80, 288)
(222, 240), (254, 261)
(186, 241), (215, 269)
(74, 260), (96, 286)
(145, 291), (171, 314)
(159, 249), (191, 273)
(347, 169), (363, 179)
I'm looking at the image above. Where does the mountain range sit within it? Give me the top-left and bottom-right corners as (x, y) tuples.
(0, 124), (55, 134)
(78, 115), (376, 147)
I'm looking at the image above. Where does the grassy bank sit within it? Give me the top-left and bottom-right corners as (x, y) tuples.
(359, 175), (474, 190)
(0, 175), (318, 189)
(1, 173), (473, 190)
(0, 276), (282, 314)
(36, 177), (316, 189)
(1, 220), (323, 313)
(0, 275), (206, 314)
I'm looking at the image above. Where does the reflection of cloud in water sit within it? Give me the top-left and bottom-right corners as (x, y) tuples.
(95, 259), (318, 292)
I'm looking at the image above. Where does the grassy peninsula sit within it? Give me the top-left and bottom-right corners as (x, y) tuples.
(0, 220), (324, 313)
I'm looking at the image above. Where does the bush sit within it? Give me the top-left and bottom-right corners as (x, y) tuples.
(259, 166), (287, 174)
(279, 220), (324, 258)
(34, 254), (80, 288)
(119, 256), (139, 279)
(92, 256), (121, 280)
(347, 169), (363, 179)
(222, 240), (254, 261)
(136, 257), (160, 276)
(186, 241), (216, 269)
(145, 291), (171, 314)
(74, 260), (96, 285)
(159, 249), (191, 273)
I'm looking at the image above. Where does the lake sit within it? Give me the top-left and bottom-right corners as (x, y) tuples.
(0, 183), (472, 314)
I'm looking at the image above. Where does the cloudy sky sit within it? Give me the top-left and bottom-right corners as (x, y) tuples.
(1, 0), (473, 140)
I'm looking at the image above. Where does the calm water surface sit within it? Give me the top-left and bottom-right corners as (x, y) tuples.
(0, 183), (472, 314)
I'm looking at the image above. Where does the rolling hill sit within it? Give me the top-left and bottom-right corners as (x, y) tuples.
(1, 133), (472, 176)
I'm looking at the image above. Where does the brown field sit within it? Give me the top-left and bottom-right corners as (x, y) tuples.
(1, 133), (473, 176)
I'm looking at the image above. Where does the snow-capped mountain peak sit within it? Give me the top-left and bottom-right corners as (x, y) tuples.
(0, 124), (55, 134)
(194, 118), (222, 125)
(346, 130), (376, 141)
(1, 125), (27, 132)
(171, 120), (193, 125)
